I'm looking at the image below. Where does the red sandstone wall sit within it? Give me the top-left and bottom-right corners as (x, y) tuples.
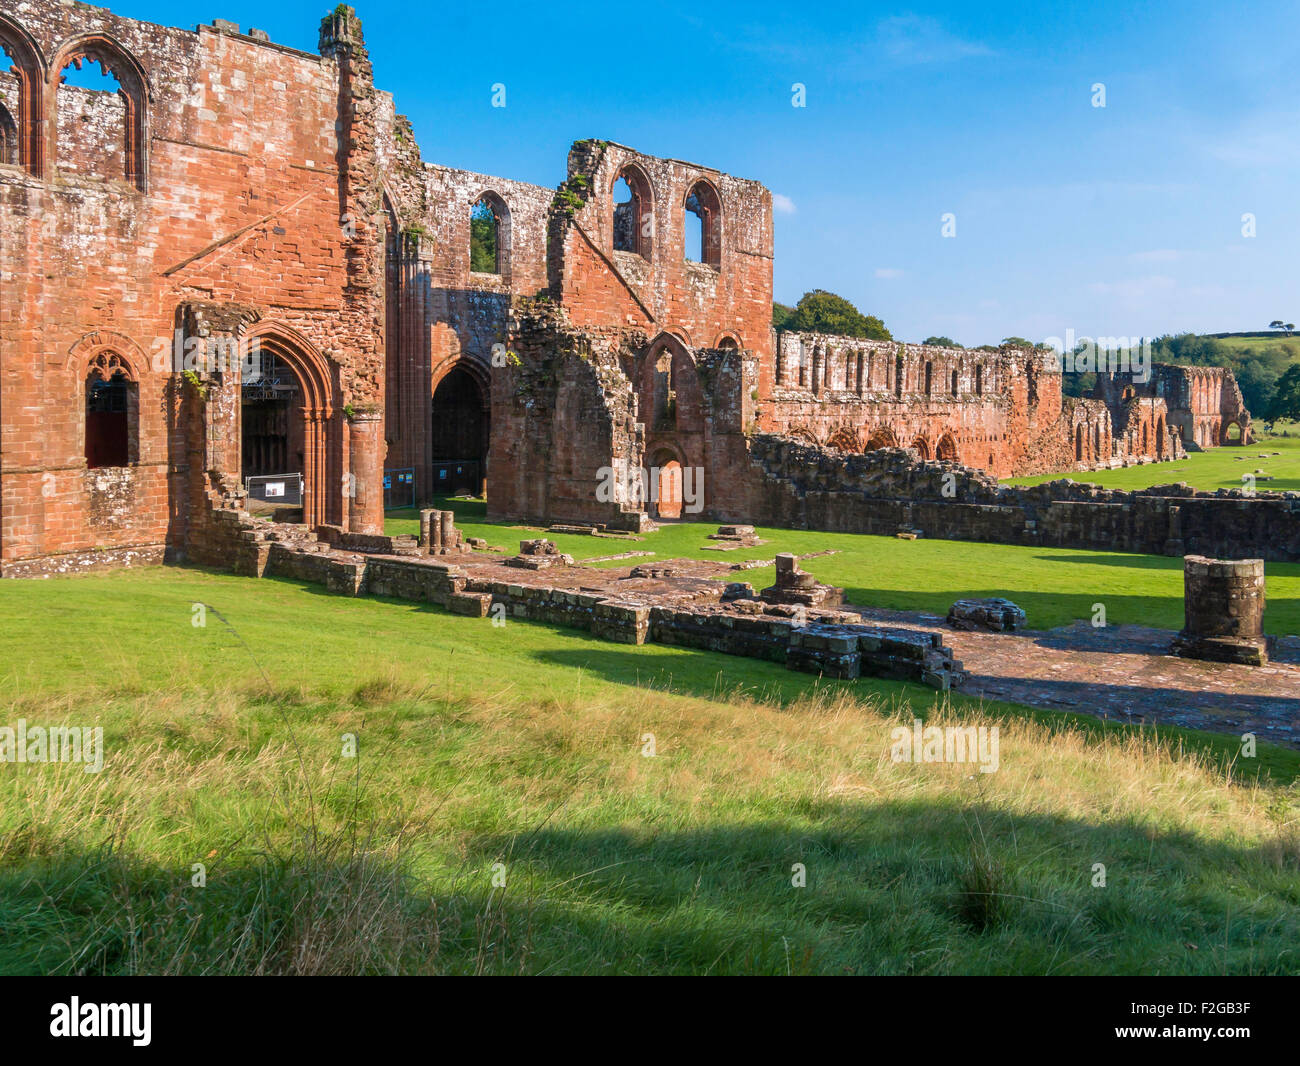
(553, 141), (774, 358)
(0, 3), (387, 572)
(762, 334), (1064, 478)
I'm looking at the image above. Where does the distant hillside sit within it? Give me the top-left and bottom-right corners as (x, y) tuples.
(1202, 332), (1300, 360)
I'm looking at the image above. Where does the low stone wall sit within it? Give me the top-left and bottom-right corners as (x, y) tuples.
(0, 543), (167, 578)
(742, 436), (1300, 561)
(248, 543), (965, 689)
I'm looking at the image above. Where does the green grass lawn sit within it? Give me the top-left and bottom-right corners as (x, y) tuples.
(1005, 433), (1300, 494)
(1, 566), (1299, 975)
(388, 498), (1300, 637)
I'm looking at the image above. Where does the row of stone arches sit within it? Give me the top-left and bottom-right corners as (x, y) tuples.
(814, 425), (962, 462)
(0, 14), (150, 190)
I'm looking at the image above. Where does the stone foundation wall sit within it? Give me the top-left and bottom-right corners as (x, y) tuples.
(241, 540), (965, 689)
(741, 436), (1300, 561)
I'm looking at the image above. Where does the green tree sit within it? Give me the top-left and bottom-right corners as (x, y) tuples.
(1000, 336), (1037, 349)
(1268, 363), (1300, 422)
(470, 201), (498, 273)
(772, 302), (796, 331)
(923, 336), (962, 348)
(784, 289), (891, 340)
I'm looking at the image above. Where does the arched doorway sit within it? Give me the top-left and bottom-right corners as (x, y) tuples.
(1224, 421), (1242, 444)
(431, 363), (488, 496)
(242, 349), (306, 518)
(648, 448), (683, 520)
(240, 326), (336, 528)
(936, 433), (959, 461)
(910, 437), (932, 460)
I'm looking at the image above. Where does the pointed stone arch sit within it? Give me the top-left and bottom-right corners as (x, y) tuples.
(910, 436), (932, 461)
(864, 426), (899, 452)
(641, 331), (698, 434)
(0, 13), (48, 176)
(612, 161), (654, 259)
(683, 178), (722, 268)
(825, 426), (860, 452)
(49, 32), (151, 191)
(470, 188), (511, 277)
(935, 433), (959, 461)
(241, 322), (339, 528)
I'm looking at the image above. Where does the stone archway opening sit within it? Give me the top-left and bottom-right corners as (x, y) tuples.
(431, 363), (488, 496)
(864, 428), (898, 452)
(1224, 421), (1242, 444)
(239, 326), (337, 529)
(242, 348), (306, 520)
(936, 433), (959, 461)
(910, 437), (932, 461)
(649, 448), (683, 520)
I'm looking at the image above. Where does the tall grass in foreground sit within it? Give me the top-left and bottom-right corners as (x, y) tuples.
(2, 678), (1298, 975)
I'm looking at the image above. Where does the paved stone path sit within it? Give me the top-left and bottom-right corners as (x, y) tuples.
(845, 605), (1300, 748)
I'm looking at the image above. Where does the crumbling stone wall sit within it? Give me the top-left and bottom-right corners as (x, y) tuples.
(764, 333), (1200, 478)
(0, 0), (1270, 578)
(1098, 364), (1252, 449)
(545, 140), (774, 357)
(0, 3), (388, 576)
(737, 435), (1300, 562)
(488, 300), (649, 529)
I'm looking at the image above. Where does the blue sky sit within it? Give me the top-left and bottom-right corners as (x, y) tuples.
(108, 1), (1300, 346)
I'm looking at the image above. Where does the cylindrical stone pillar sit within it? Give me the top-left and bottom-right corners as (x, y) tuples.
(1172, 555), (1268, 666)
(347, 410), (385, 535)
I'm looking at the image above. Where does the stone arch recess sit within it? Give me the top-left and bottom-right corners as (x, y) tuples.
(49, 33), (151, 191)
(241, 322), (338, 528)
(0, 14), (48, 176)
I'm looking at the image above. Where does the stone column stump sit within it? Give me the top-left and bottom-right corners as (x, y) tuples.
(1170, 555), (1269, 666)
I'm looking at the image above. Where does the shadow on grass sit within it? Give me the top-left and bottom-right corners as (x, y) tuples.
(10, 799), (1294, 974)
(530, 647), (1300, 785)
(1033, 554), (1184, 571)
(838, 585), (1186, 631)
(449, 803), (1300, 975)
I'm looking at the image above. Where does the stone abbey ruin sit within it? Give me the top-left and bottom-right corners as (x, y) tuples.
(0, 0), (1293, 582)
(2, 0), (1296, 741)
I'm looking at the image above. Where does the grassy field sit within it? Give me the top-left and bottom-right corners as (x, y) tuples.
(1205, 334), (1300, 359)
(1, 567), (1299, 975)
(387, 500), (1300, 637)
(1006, 433), (1300, 494)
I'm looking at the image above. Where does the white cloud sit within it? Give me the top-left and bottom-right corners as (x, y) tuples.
(875, 15), (993, 66)
(771, 193), (797, 214)
(1087, 275), (1177, 300)
(874, 267), (904, 279)
(1129, 249), (1183, 263)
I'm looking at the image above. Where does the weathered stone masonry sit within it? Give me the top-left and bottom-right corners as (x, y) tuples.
(1, 3), (388, 576)
(0, 0), (1276, 581)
